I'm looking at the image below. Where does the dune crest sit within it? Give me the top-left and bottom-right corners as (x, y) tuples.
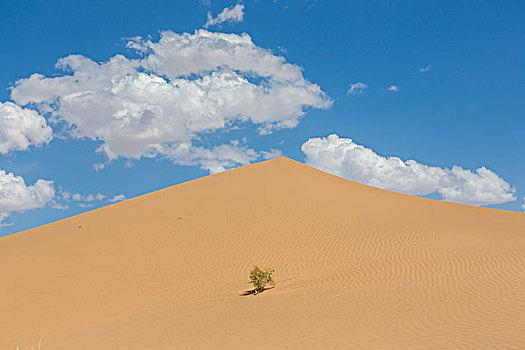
(1, 157), (524, 349)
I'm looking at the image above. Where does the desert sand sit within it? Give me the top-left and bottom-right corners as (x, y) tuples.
(1, 157), (524, 349)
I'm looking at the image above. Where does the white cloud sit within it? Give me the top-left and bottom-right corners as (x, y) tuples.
(109, 194), (126, 203)
(0, 102), (52, 154)
(58, 190), (108, 207)
(11, 30), (331, 172)
(387, 85), (399, 92)
(51, 203), (69, 210)
(0, 169), (55, 226)
(42, 189), (133, 214)
(204, 3), (245, 28)
(522, 198), (525, 213)
(69, 192), (105, 202)
(419, 64), (432, 72)
(78, 203), (94, 208)
(93, 163), (105, 171)
(301, 134), (516, 206)
(165, 143), (259, 174)
(259, 148), (282, 160)
(348, 82), (367, 95)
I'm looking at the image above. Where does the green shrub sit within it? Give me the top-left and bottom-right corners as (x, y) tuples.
(249, 266), (274, 294)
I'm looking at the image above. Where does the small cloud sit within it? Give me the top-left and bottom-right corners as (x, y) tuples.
(78, 203), (94, 208)
(522, 198), (525, 212)
(109, 194), (126, 203)
(347, 82), (367, 95)
(52, 203), (69, 210)
(260, 149), (282, 160)
(93, 163), (105, 171)
(387, 85), (399, 92)
(0, 221), (14, 228)
(61, 191), (71, 200)
(204, 3), (245, 28)
(200, 0), (211, 6)
(419, 64), (432, 73)
(56, 190), (109, 209)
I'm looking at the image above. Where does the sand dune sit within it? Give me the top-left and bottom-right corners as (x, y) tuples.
(1, 157), (525, 349)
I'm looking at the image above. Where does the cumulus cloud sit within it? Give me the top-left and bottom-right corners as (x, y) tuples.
(301, 134), (516, 206)
(78, 203), (94, 208)
(387, 85), (399, 92)
(109, 194), (126, 203)
(11, 30), (330, 172)
(419, 64), (432, 72)
(0, 169), (55, 226)
(51, 203), (69, 210)
(348, 82), (367, 95)
(56, 190), (131, 208)
(522, 198), (525, 213)
(204, 3), (245, 28)
(61, 191), (106, 203)
(0, 102), (52, 154)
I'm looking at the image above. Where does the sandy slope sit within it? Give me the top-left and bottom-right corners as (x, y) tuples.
(1, 157), (525, 349)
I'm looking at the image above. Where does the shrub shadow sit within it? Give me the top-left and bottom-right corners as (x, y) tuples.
(240, 286), (274, 296)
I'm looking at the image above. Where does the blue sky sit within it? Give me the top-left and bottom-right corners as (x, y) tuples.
(0, 0), (523, 235)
